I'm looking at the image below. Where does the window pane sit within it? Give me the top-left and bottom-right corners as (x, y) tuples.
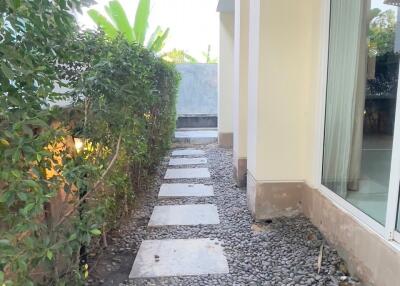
(322, 0), (399, 225)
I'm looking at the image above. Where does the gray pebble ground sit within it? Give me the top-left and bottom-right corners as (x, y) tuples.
(89, 144), (360, 286)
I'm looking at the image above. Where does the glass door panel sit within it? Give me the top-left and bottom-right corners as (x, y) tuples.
(397, 194), (400, 231)
(322, 0), (399, 225)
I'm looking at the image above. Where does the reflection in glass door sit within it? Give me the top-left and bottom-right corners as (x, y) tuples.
(322, 0), (400, 225)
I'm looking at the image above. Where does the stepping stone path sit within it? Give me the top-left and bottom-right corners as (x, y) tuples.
(148, 204), (220, 227)
(174, 130), (218, 145)
(168, 157), (207, 166)
(158, 183), (214, 198)
(130, 148), (229, 280)
(171, 149), (205, 156)
(129, 238), (229, 278)
(164, 168), (210, 179)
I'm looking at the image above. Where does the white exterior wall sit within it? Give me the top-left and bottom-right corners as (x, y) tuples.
(233, 0), (249, 159)
(247, 0), (322, 182)
(218, 13), (234, 135)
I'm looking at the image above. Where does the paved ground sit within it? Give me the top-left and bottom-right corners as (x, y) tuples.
(87, 144), (360, 286)
(173, 129), (218, 145)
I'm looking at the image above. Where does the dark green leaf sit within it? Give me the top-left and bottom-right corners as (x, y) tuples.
(1, 62), (14, 79)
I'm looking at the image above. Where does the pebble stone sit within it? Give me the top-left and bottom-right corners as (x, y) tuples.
(88, 144), (359, 286)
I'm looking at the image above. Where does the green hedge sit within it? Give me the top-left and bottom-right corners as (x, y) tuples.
(66, 32), (180, 230)
(0, 1), (179, 284)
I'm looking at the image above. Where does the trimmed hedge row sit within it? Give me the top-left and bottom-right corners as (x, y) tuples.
(0, 1), (180, 284)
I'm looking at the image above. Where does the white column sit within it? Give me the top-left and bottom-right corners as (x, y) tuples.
(232, 0), (249, 186)
(218, 12), (234, 148)
(246, 0), (322, 219)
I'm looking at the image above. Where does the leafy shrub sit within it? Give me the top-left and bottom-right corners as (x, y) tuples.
(65, 31), (179, 230)
(0, 1), (179, 285)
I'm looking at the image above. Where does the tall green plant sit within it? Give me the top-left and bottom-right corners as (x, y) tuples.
(368, 9), (396, 57)
(0, 0), (179, 284)
(0, 1), (100, 285)
(88, 0), (169, 52)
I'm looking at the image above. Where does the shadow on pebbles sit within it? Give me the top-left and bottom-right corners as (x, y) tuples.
(87, 144), (361, 286)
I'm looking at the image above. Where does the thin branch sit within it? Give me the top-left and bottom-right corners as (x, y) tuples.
(55, 133), (123, 228)
(84, 98), (89, 128)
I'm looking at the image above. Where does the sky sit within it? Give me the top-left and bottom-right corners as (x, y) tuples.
(76, 0), (220, 62)
(372, 0), (398, 13)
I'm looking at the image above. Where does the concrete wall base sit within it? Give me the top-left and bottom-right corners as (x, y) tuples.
(246, 171), (400, 286)
(302, 187), (400, 286)
(218, 132), (233, 148)
(246, 172), (303, 221)
(177, 115), (218, 128)
(233, 156), (247, 187)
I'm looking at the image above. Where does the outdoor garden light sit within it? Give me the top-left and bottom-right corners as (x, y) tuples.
(74, 137), (84, 153)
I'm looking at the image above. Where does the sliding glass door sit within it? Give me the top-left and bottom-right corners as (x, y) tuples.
(397, 195), (400, 232)
(322, 0), (400, 233)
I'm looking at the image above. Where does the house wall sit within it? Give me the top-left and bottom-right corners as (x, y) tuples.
(243, 0), (400, 285)
(232, 0), (249, 186)
(218, 13), (234, 147)
(247, 0), (320, 181)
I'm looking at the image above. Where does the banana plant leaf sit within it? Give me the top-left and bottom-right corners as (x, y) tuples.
(150, 28), (169, 53)
(105, 0), (135, 42)
(133, 0), (150, 44)
(87, 9), (118, 39)
(147, 26), (162, 49)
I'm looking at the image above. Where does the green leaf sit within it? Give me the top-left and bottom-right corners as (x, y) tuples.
(133, 0), (150, 44)
(88, 9), (118, 39)
(11, 170), (20, 177)
(0, 271), (4, 283)
(22, 145), (36, 154)
(47, 250), (53, 260)
(0, 239), (11, 246)
(150, 28), (169, 52)
(105, 0), (135, 42)
(146, 26), (162, 49)
(25, 118), (48, 127)
(7, 96), (20, 106)
(1, 62), (14, 79)
(17, 259), (27, 272)
(24, 180), (40, 189)
(17, 192), (28, 201)
(22, 203), (35, 215)
(90, 229), (102, 236)
(68, 233), (77, 241)
(12, 150), (20, 163)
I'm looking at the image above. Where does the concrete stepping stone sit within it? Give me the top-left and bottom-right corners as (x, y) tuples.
(129, 238), (229, 278)
(171, 149), (205, 156)
(168, 157), (207, 166)
(158, 183), (214, 198)
(174, 130), (218, 145)
(148, 204), (219, 226)
(164, 168), (210, 179)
